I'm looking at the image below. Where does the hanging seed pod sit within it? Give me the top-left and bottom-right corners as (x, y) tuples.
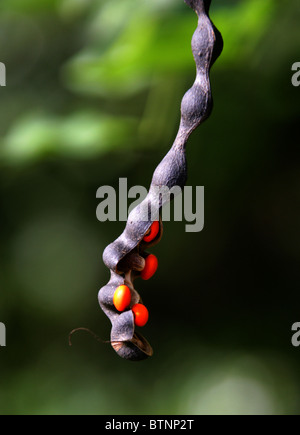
(98, 0), (223, 361)
(116, 252), (146, 274)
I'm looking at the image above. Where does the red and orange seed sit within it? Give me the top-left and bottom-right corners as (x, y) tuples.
(143, 221), (160, 243)
(141, 254), (158, 280)
(113, 285), (131, 312)
(132, 303), (149, 327)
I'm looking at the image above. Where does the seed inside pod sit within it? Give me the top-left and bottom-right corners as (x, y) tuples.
(143, 221), (160, 243)
(132, 303), (149, 327)
(141, 254), (158, 280)
(113, 285), (131, 312)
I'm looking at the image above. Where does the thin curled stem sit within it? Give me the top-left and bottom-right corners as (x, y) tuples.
(68, 327), (111, 346)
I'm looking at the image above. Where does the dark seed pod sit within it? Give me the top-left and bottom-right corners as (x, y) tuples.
(98, 0), (223, 361)
(151, 144), (187, 190)
(117, 252), (146, 274)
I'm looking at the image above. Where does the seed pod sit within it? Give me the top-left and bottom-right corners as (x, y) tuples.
(98, 0), (223, 361)
(116, 252), (146, 273)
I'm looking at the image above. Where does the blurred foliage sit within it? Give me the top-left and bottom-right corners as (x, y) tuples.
(0, 0), (300, 415)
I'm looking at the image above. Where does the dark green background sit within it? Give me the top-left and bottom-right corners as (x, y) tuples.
(0, 0), (299, 414)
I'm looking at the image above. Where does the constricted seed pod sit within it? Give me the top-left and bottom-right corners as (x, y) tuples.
(98, 0), (223, 361)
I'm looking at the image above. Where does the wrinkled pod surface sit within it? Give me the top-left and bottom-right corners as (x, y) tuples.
(98, 0), (223, 361)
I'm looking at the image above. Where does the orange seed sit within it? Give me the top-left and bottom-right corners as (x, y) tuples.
(132, 304), (149, 327)
(113, 285), (131, 312)
(143, 221), (160, 243)
(141, 254), (158, 280)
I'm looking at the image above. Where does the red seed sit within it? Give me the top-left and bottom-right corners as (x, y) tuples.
(143, 221), (160, 243)
(132, 304), (149, 327)
(141, 254), (158, 280)
(113, 285), (131, 312)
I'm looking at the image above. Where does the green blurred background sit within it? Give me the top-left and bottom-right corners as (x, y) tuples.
(0, 0), (299, 415)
